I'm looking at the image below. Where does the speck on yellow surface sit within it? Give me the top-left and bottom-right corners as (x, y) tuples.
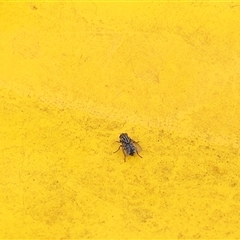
(0, 2), (240, 239)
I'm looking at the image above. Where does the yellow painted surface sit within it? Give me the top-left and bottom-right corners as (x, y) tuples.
(1, 2), (240, 239)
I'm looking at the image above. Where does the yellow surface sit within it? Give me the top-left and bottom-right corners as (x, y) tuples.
(1, 2), (240, 239)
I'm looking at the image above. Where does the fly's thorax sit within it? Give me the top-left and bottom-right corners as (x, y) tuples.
(119, 133), (131, 144)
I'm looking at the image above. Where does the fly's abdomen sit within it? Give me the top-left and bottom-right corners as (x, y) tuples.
(124, 143), (136, 156)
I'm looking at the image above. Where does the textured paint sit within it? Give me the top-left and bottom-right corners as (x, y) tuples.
(1, 2), (240, 238)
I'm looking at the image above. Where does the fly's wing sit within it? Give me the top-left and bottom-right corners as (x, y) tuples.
(133, 141), (142, 153)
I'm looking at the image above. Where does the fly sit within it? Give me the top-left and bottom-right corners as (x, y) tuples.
(114, 133), (142, 162)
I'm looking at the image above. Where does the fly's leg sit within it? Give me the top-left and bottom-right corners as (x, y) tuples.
(114, 145), (127, 162)
(136, 150), (143, 158)
(113, 145), (122, 153)
(122, 148), (127, 162)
